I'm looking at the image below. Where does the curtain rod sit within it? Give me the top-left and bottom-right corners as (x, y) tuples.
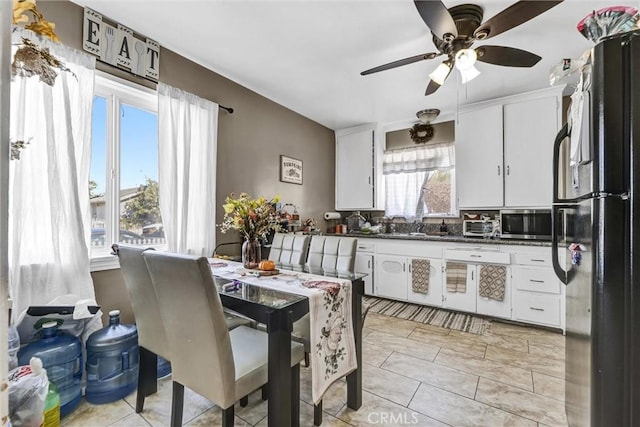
(96, 61), (234, 114)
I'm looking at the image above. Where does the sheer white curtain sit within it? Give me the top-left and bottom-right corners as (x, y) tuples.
(158, 83), (218, 256)
(9, 29), (96, 323)
(383, 143), (455, 218)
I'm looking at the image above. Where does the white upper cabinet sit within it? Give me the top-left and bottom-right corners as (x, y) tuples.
(335, 125), (380, 210)
(456, 104), (504, 209)
(503, 96), (559, 207)
(455, 88), (562, 209)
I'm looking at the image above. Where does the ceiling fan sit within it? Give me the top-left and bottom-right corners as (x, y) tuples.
(361, 1), (563, 95)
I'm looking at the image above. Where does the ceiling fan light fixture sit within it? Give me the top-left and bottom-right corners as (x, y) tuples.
(460, 64), (481, 84)
(429, 62), (451, 85)
(454, 48), (477, 71)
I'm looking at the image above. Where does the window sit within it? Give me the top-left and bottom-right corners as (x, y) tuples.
(383, 143), (457, 218)
(90, 74), (164, 267)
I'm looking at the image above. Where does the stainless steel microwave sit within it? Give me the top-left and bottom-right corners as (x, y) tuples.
(500, 209), (551, 240)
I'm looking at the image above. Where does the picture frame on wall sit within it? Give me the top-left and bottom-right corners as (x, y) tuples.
(280, 155), (303, 185)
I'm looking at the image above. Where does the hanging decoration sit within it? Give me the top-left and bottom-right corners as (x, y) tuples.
(11, 0), (74, 88)
(409, 123), (435, 144)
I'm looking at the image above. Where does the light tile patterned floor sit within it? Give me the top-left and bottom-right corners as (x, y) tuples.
(62, 313), (567, 426)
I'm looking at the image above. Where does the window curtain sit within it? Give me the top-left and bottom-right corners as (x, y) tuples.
(383, 143), (454, 218)
(9, 29), (97, 324)
(158, 83), (218, 256)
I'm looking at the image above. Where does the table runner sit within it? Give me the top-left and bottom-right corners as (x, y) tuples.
(209, 259), (357, 404)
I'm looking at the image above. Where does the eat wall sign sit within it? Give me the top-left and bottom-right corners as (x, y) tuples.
(82, 8), (160, 81)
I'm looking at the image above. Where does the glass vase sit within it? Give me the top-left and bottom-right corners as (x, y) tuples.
(242, 238), (261, 269)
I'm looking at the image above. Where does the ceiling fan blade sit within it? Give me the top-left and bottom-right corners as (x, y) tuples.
(476, 45), (541, 67)
(425, 79), (442, 96)
(414, 0), (458, 40)
(473, 1), (563, 40)
(361, 52), (440, 75)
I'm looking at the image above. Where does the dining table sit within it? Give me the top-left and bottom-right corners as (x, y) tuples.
(208, 259), (366, 427)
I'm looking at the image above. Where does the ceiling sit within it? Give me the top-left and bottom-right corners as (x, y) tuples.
(73, 0), (624, 130)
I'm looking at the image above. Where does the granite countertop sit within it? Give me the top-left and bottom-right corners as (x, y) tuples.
(327, 232), (552, 247)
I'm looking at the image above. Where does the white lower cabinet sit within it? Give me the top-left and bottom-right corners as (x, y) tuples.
(375, 254), (443, 306)
(444, 249), (512, 319)
(376, 255), (408, 300)
(443, 264), (477, 313)
(354, 253), (374, 295)
(407, 258), (443, 307)
(364, 239), (564, 330)
(513, 292), (561, 326)
(506, 246), (565, 330)
(476, 265), (512, 320)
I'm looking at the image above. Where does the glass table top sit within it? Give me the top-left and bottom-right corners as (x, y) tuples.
(213, 276), (307, 309)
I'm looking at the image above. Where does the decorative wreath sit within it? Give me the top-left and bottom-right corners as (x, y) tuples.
(409, 123), (434, 144)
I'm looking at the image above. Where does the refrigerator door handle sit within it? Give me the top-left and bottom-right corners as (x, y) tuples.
(552, 122), (570, 204)
(552, 204), (576, 285)
(551, 122), (577, 285)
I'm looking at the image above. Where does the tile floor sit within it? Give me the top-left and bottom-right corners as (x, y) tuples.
(62, 313), (567, 426)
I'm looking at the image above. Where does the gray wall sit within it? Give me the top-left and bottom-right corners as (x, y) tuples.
(386, 121), (454, 151)
(39, 1), (336, 321)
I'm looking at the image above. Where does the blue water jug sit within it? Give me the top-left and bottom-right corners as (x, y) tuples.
(17, 320), (82, 417)
(157, 355), (171, 379)
(85, 310), (139, 404)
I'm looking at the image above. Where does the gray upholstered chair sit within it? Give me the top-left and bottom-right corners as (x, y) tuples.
(305, 236), (357, 271)
(142, 251), (305, 427)
(112, 243), (252, 413)
(268, 233), (310, 269)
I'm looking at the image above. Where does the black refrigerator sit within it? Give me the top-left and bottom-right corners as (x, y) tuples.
(552, 30), (640, 427)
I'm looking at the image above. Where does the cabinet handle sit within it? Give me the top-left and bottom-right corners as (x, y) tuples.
(470, 254), (482, 258)
(403, 263), (406, 272)
(530, 259), (545, 262)
(507, 165), (510, 175)
(368, 176), (371, 184)
(529, 279), (545, 283)
(409, 264), (412, 273)
(530, 307), (545, 312)
(497, 165), (501, 176)
(471, 270), (474, 281)
(368, 260), (371, 269)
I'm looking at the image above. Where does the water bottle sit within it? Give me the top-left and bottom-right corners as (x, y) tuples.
(85, 310), (139, 404)
(17, 321), (82, 418)
(157, 355), (171, 379)
(42, 381), (60, 427)
(8, 324), (20, 370)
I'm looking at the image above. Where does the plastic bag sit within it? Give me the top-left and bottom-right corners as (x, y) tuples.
(8, 357), (49, 427)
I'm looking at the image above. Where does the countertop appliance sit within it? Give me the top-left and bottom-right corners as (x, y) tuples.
(462, 219), (499, 237)
(500, 209), (551, 240)
(552, 31), (639, 427)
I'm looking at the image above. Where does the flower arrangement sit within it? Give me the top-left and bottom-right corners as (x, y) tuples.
(220, 193), (282, 241)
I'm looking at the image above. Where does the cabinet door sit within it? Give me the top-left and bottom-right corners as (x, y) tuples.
(476, 266), (512, 319)
(376, 255), (407, 300)
(503, 96), (558, 207)
(456, 105), (504, 208)
(354, 253), (374, 295)
(407, 258), (443, 307)
(336, 129), (374, 210)
(443, 264), (477, 313)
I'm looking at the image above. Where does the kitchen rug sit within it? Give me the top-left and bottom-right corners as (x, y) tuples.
(363, 296), (490, 335)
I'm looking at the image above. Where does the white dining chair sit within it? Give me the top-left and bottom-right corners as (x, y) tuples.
(113, 243), (253, 414)
(142, 251), (305, 427)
